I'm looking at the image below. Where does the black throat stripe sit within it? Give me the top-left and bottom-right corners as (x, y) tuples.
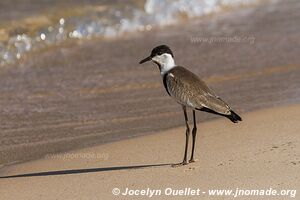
(163, 72), (171, 96)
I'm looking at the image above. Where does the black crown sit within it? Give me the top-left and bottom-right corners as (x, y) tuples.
(151, 45), (174, 58)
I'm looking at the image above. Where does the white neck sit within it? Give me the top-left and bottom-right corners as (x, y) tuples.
(160, 57), (175, 76)
(152, 53), (176, 76)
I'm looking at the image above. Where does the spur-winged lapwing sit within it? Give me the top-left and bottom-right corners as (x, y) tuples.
(139, 45), (242, 166)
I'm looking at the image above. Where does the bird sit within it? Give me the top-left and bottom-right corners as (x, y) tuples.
(139, 45), (242, 167)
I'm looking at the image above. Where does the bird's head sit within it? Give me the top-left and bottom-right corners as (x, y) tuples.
(139, 45), (175, 75)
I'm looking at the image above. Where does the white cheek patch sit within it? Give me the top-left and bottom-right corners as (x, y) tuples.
(152, 53), (175, 75)
(152, 55), (163, 63)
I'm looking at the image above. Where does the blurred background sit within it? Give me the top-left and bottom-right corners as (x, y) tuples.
(0, 0), (299, 166)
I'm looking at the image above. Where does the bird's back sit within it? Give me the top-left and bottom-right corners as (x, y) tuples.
(164, 66), (231, 115)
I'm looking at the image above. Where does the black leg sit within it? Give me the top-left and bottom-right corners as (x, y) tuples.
(172, 106), (190, 167)
(189, 110), (197, 163)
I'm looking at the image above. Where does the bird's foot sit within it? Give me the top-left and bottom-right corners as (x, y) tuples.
(189, 158), (198, 163)
(171, 161), (188, 168)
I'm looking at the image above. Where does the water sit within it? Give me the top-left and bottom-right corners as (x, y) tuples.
(0, 0), (264, 67)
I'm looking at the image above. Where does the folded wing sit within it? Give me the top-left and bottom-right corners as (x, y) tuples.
(164, 66), (231, 115)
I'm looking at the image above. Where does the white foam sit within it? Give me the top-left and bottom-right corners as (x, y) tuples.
(0, 0), (264, 66)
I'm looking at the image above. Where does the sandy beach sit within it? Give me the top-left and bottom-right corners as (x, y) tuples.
(0, 0), (299, 199)
(0, 0), (300, 167)
(1, 104), (299, 199)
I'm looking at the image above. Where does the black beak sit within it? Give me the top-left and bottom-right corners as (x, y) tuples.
(139, 56), (152, 64)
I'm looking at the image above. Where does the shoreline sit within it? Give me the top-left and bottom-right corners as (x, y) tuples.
(0, 101), (296, 170)
(1, 104), (299, 199)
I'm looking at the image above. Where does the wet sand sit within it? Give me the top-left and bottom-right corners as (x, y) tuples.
(0, 104), (299, 200)
(0, 0), (300, 166)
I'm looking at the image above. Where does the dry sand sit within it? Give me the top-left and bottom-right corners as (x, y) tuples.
(1, 104), (299, 200)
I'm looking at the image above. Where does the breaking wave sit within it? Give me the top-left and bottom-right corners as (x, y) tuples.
(0, 0), (261, 66)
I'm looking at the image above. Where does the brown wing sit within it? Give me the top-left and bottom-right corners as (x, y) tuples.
(164, 66), (231, 115)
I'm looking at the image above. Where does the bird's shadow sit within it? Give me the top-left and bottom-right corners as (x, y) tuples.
(0, 163), (172, 179)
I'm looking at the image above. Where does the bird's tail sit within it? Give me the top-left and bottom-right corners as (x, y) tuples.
(227, 110), (242, 123)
